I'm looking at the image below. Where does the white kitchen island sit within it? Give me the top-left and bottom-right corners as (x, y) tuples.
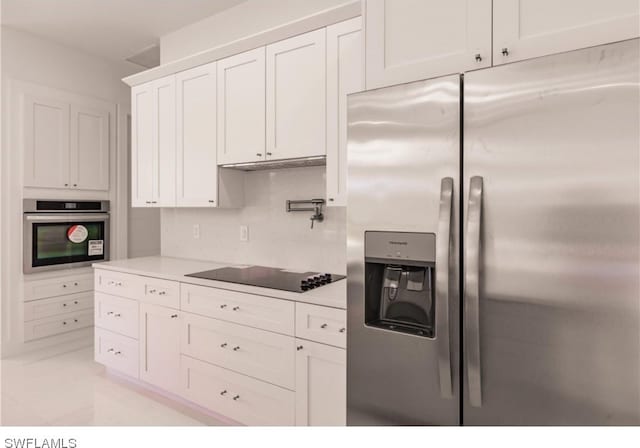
(92, 256), (346, 426)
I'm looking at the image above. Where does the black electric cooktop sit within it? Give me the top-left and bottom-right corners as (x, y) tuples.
(185, 266), (346, 293)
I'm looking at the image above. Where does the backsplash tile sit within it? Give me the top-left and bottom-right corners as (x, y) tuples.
(161, 166), (347, 274)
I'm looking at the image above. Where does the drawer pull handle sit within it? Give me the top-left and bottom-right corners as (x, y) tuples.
(116, 282), (123, 287)
(233, 395), (240, 401)
(159, 291), (167, 296)
(74, 319), (78, 323)
(106, 311), (114, 316)
(220, 343), (228, 348)
(74, 301), (78, 305)
(232, 306), (240, 311)
(63, 303), (67, 307)
(114, 313), (121, 318)
(220, 304), (227, 309)
(170, 314), (178, 318)
(320, 323), (328, 329)
(148, 289), (156, 294)
(297, 345), (304, 351)
(107, 348), (114, 353)
(114, 351), (122, 356)
(233, 346), (240, 351)
(63, 284), (67, 288)
(220, 390), (228, 396)
(62, 321), (67, 325)
(339, 327), (346, 333)
(74, 282), (78, 286)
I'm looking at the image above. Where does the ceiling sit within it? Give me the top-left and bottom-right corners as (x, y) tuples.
(1, 0), (247, 68)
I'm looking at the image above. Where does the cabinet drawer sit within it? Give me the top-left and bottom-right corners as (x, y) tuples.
(141, 277), (180, 309)
(25, 273), (93, 301)
(182, 313), (295, 389)
(95, 327), (139, 378)
(24, 291), (93, 321)
(181, 284), (294, 334)
(24, 309), (94, 341)
(295, 303), (346, 348)
(180, 355), (295, 426)
(95, 292), (139, 338)
(94, 270), (144, 299)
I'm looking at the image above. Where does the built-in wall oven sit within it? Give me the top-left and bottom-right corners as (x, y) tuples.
(23, 199), (110, 274)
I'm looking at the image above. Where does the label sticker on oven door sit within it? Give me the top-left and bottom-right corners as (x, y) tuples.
(88, 240), (104, 256)
(67, 225), (88, 243)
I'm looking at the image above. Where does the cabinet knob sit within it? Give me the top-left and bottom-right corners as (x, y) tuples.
(256, 153), (262, 157)
(502, 47), (509, 57)
(475, 53), (482, 62)
(63, 284), (67, 288)
(220, 343), (228, 348)
(266, 152), (272, 156)
(328, 198), (334, 202)
(208, 200), (215, 203)
(170, 314), (178, 318)
(320, 323), (328, 329)
(106, 311), (114, 316)
(74, 301), (78, 305)
(63, 303), (67, 307)
(62, 321), (67, 325)
(114, 313), (121, 318)
(297, 345), (303, 351)
(220, 390), (228, 396)
(114, 351), (121, 356)
(107, 348), (114, 353)
(74, 319), (78, 323)
(146, 201), (151, 204)
(233, 346), (240, 351)
(148, 289), (156, 294)
(73, 184), (77, 187)
(220, 304), (227, 309)
(339, 327), (346, 333)
(233, 395), (240, 401)
(159, 291), (166, 296)
(232, 306), (240, 311)
(74, 282), (78, 286)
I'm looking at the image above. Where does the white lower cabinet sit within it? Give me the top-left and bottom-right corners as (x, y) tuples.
(295, 339), (346, 426)
(95, 327), (139, 378)
(180, 355), (295, 426)
(139, 303), (182, 394)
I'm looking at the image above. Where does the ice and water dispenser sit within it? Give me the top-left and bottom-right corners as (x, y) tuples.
(364, 231), (436, 338)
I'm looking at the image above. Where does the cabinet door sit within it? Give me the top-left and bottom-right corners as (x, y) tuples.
(131, 83), (154, 207)
(326, 18), (363, 207)
(139, 303), (181, 393)
(176, 63), (218, 207)
(23, 94), (70, 189)
(69, 104), (110, 191)
(266, 29), (326, 160)
(494, 0), (640, 65)
(365, 0), (492, 89)
(295, 339), (346, 426)
(217, 48), (266, 165)
(152, 75), (177, 207)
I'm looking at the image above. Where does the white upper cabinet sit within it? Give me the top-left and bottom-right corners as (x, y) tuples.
(365, 0), (492, 89)
(176, 63), (218, 207)
(131, 75), (176, 207)
(326, 18), (363, 207)
(295, 339), (346, 426)
(23, 88), (111, 191)
(23, 94), (70, 189)
(217, 48), (266, 165)
(153, 76), (177, 207)
(70, 104), (110, 191)
(266, 29), (327, 161)
(493, 0), (640, 65)
(131, 83), (154, 207)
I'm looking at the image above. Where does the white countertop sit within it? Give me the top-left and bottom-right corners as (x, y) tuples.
(93, 256), (347, 309)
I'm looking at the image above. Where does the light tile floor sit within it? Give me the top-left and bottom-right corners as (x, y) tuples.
(0, 345), (227, 426)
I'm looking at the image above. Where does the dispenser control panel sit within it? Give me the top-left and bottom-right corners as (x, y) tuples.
(364, 231), (436, 263)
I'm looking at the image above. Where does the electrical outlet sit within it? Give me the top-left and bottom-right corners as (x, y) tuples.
(240, 225), (249, 242)
(193, 224), (200, 239)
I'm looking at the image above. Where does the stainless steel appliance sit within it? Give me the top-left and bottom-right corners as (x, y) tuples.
(186, 265), (345, 293)
(23, 199), (110, 274)
(347, 39), (640, 425)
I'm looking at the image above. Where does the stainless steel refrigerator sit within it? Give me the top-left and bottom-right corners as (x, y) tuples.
(346, 38), (639, 425)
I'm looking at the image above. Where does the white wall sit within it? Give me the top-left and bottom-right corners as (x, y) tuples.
(160, 0), (356, 63)
(161, 167), (346, 274)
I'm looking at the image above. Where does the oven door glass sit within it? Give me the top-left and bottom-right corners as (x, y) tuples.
(32, 221), (106, 268)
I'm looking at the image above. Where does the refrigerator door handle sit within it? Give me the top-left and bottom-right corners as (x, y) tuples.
(465, 176), (483, 407)
(436, 177), (454, 399)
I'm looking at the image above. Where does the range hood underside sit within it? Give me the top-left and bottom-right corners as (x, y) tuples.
(219, 156), (326, 171)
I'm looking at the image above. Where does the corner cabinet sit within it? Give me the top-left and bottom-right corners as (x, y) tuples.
(23, 87), (111, 191)
(364, 0), (492, 89)
(493, 0), (640, 65)
(326, 17), (363, 207)
(266, 29), (327, 161)
(131, 66), (243, 208)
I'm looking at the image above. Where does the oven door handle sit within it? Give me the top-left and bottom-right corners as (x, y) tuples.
(25, 214), (110, 221)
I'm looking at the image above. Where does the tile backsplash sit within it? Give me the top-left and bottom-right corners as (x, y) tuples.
(161, 166), (347, 274)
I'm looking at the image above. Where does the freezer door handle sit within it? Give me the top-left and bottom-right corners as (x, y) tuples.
(436, 177), (454, 399)
(465, 176), (483, 407)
